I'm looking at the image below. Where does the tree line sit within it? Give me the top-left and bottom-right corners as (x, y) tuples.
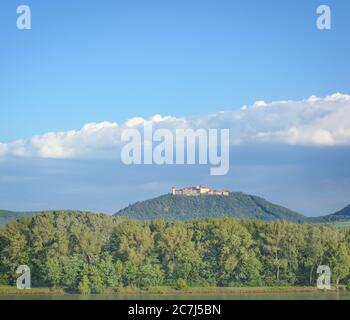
(0, 211), (350, 294)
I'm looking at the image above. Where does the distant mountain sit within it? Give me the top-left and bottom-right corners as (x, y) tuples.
(2, 198), (349, 227)
(310, 205), (350, 223)
(0, 210), (39, 226)
(114, 192), (307, 223)
(331, 204), (350, 217)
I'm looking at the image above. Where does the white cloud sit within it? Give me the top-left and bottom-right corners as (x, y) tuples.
(1, 93), (350, 159)
(0, 143), (9, 157)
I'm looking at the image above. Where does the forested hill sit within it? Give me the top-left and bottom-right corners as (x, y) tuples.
(114, 192), (307, 223)
(310, 205), (350, 223)
(2, 196), (349, 226)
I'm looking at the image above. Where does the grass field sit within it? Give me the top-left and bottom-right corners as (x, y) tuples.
(0, 285), (338, 296)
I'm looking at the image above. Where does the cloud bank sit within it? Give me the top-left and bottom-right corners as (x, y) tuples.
(1, 93), (350, 159)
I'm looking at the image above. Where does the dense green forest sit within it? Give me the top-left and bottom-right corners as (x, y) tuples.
(1, 211), (350, 294)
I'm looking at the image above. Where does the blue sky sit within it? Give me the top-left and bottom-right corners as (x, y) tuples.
(0, 0), (350, 215)
(1, 0), (350, 141)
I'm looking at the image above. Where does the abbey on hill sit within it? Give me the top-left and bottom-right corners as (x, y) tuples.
(171, 185), (229, 196)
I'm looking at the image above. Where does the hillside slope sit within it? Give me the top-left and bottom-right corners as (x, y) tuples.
(114, 192), (307, 223)
(310, 204), (350, 223)
(331, 204), (350, 218)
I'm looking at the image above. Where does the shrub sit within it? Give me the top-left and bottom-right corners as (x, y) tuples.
(78, 275), (91, 295)
(346, 279), (350, 291)
(175, 278), (188, 290)
(138, 264), (164, 289)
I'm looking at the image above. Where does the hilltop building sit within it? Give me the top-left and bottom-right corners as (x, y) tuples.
(171, 185), (229, 196)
